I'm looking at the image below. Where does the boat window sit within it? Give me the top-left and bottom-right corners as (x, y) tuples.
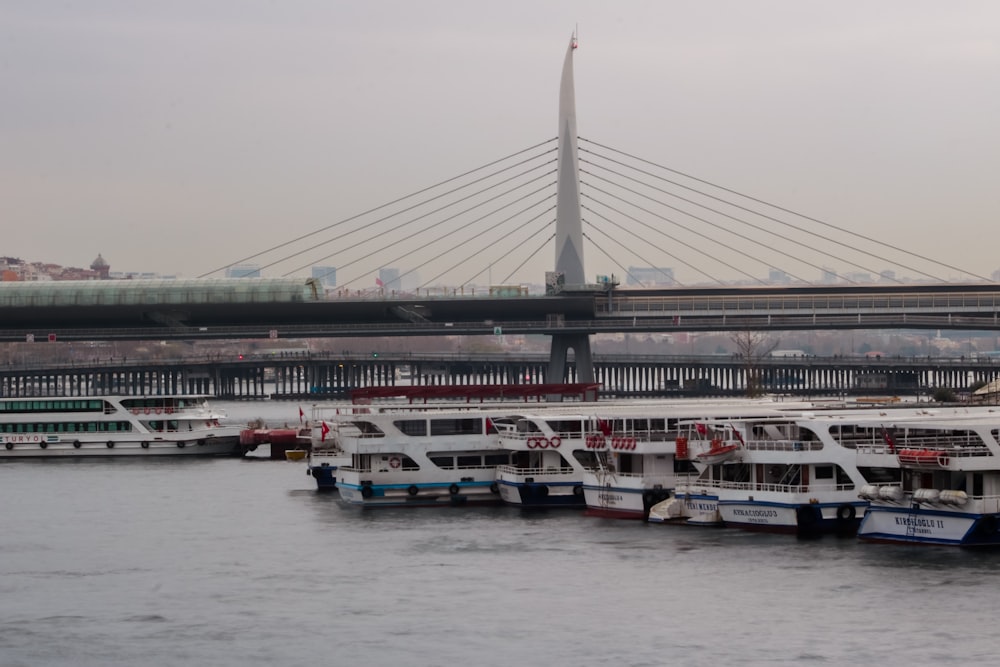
(351, 420), (385, 436)
(429, 455), (454, 469)
(394, 419), (427, 437)
(430, 418), (483, 437)
(815, 465), (834, 480)
(674, 459), (699, 474)
(546, 419), (583, 437)
(516, 420), (541, 434)
(457, 455), (481, 467)
(859, 466), (897, 484)
(484, 453), (514, 466)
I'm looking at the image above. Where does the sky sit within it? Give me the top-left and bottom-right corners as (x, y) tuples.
(3, 1), (999, 285)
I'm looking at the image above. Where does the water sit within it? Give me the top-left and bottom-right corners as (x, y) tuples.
(1, 401), (997, 666)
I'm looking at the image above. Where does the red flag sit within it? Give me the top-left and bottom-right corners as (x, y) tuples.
(597, 419), (611, 436)
(321, 421), (330, 442)
(881, 426), (896, 453)
(695, 423), (707, 436)
(298, 406), (305, 423)
(485, 417), (495, 434)
(730, 424), (745, 446)
(376, 277), (384, 287)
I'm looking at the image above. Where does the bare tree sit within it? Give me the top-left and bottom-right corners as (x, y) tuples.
(730, 330), (779, 397)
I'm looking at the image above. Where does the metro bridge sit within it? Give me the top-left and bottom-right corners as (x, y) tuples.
(1, 280), (999, 343)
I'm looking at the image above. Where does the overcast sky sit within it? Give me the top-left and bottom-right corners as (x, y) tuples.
(3, 1), (999, 284)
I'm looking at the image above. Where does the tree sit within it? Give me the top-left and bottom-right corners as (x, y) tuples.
(932, 387), (957, 403)
(730, 330), (779, 397)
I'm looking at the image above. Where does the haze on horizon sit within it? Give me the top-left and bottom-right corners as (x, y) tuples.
(3, 1), (999, 286)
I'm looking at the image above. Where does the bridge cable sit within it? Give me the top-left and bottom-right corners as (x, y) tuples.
(581, 153), (903, 284)
(278, 160), (556, 278)
(421, 208), (557, 289)
(456, 214), (558, 289)
(499, 233), (556, 286)
(582, 165), (874, 285)
(341, 194), (556, 291)
(310, 172), (554, 287)
(582, 206), (755, 285)
(581, 182), (816, 284)
(581, 138), (984, 282)
(580, 226), (690, 287)
(198, 138), (557, 278)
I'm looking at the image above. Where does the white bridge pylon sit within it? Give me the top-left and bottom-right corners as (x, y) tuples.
(549, 32), (594, 385)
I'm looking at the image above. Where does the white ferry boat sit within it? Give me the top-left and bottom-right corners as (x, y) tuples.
(310, 403), (521, 507)
(672, 407), (957, 536)
(0, 395), (245, 458)
(581, 402), (800, 520)
(303, 383), (602, 495)
(494, 413), (602, 508)
(855, 411), (1000, 546)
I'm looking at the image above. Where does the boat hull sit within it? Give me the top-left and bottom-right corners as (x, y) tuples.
(858, 507), (1000, 546)
(583, 485), (671, 519)
(0, 435), (244, 458)
(497, 479), (585, 508)
(648, 492), (724, 526)
(308, 463), (340, 490)
(719, 500), (864, 536)
(338, 481), (502, 508)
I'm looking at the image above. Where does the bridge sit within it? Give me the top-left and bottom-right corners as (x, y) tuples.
(1, 281), (999, 343)
(2, 351), (996, 401)
(3, 35), (999, 383)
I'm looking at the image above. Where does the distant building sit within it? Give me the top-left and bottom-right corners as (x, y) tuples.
(311, 266), (337, 287)
(879, 270), (896, 283)
(626, 266), (674, 286)
(378, 267), (401, 291)
(226, 265), (261, 278)
(768, 268), (790, 284)
(820, 268), (837, 284)
(90, 254), (111, 279)
(844, 271), (873, 284)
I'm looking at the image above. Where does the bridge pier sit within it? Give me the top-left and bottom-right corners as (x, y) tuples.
(548, 333), (594, 385)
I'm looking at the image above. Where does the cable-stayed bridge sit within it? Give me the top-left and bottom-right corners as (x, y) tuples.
(2, 36), (997, 380)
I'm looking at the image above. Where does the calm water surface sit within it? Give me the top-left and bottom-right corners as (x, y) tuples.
(1, 401), (997, 666)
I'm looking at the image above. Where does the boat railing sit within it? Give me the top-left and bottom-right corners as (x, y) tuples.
(685, 479), (855, 494)
(857, 441), (993, 458)
(495, 464), (579, 477)
(743, 439), (823, 452)
(591, 470), (695, 485)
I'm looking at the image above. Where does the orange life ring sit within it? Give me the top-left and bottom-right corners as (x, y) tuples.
(165, 407), (173, 414)
(527, 437), (538, 449)
(549, 436), (561, 449)
(155, 408), (162, 415)
(389, 456), (401, 469)
(131, 408), (140, 415)
(144, 407), (150, 415)
(538, 438), (550, 449)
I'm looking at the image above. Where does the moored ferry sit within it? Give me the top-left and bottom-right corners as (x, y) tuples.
(304, 383), (602, 495)
(310, 403), (520, 507)
(581, 401), (800, 520)
(679, 406), (972, 537)
(0, 395), (245, 457)
(495, 413), (603, 508)
(855, 411), (1000, 546)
